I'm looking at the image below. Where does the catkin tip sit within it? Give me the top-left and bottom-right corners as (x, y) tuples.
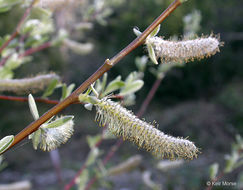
(95, 99), (199, 160)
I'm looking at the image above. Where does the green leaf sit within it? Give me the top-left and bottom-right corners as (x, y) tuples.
(42, 116), (74, 129)
(135, 56), (147, 72)
(87, 135), (102, 149)
(103, 76), (124, 96)
(30, 6), (52, 20)
(149, 24), (160, 37)
(85, 147), (99, 167)
(0, 0), (19, 13)
(0, 135), (14, 154)
(61, 83), (75, 101)
(0, 67), (13, 79)
(28, 94), (39, 120)
(224, 151), (238, 173)
(61, 84), (67, 101)
(20, 19), (40, 35)
(78, 169), (89, 190)
(101, 73), (107, 93)
(125, 72), (137, 83)
(119, 80), (144, 96)
(95, 79), (102, 94)
(66, 84), (75, 97)
(42, 79), (59, 98)
(0, 6), (11, 13)
(133, 27), (142, 37)
(0, 155), (7, 171)
(52, 29), (68, 46)
(147, 43), (158, 65)
(31, 129), (41, 150)
(209, 163), (219, 180)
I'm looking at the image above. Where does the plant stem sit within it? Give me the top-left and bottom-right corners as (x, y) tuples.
(0, 0), (37, 54)
(137, 76), (163, 117)
(0, 95), (59, 104)
(18, 41), (52, 58)
(1, 0), (182, 154)
(84, 77), (163, 190)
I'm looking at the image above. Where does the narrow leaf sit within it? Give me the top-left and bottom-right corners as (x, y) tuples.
(119, 80), (144, 96)
(31, 129), (41, 150)
(42, 79), (59, 98)
(209, 163), (219, 180)
(103, 76), (124, 96)
(87, 135), (102, 149)
(133, 27), (142, 37)
(0, 135), (14, 154)
(149, 24), (160, 37)
(42, 116), (74, 129)
(147, 43), (158, 65)
(101, 73), (107, 93)
(61, 84), (67, 101)
(28, 94), (39, 120)
(66, 84), (75, 97)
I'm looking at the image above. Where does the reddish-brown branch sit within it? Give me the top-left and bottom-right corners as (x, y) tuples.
(1, 0), (181, 155)
(0, 34), (28, 66)
(137, 77), (163, 117)
(0, 54), (12, 66)
(0, 95), (59, 104)
(0, 0), (37, 54)
(0, 95), (122, 105)
(18, 41), (52, 58)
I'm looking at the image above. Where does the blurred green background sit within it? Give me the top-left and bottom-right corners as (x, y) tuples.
(0, 0), (242, 189)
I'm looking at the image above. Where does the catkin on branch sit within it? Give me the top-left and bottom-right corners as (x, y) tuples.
(39, 118), (74, 151)
(146, 35), (222, 63)
(95, 99), (198, 160)
(0, 74), (60, 94)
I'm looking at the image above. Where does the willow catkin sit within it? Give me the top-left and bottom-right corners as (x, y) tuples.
(39, 117), (74, 151)
(35, 0), (80, 11)
(146, 35), (221, 63)
(0, 74), (60, 94)
(95, 99), (198, 160)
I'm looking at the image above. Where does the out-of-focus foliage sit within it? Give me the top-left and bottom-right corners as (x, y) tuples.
(0, 0), (242, 190)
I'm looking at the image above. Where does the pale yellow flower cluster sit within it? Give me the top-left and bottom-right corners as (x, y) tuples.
(95, 98), (198, 160)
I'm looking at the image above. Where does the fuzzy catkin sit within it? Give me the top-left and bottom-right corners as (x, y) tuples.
(147, 35), (221, 63)
(40, 118), (74, 151)
(35, 0), (79, 11)
(95, 99), (198, 160)
(0, 74), (60, 94)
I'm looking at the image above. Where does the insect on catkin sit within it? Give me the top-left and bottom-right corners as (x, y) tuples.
(146, 35), (222, 63)
(95, 98), (198, 160)
(0, 73), (60, 94)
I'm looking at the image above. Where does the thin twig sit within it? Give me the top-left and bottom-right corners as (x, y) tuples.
(1, 0), (181, 155)
(0, 34), (28, 66)
(64, 128), (106, 190)
(0, 54), (12, 66)
(0, 95), (59, 104)
(18, 41), (52, 58)
(0, 0), (37, 54)
(137, 77), (163, 117)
